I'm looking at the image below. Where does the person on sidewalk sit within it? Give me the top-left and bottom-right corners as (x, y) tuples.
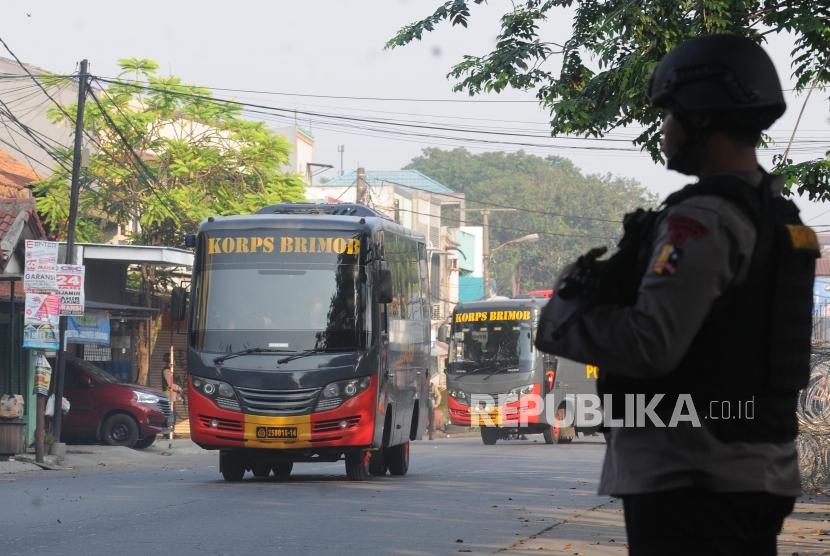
(430, 378), (446, 433)
(536, 34), (818, 555)
(161, 354), (182, 403)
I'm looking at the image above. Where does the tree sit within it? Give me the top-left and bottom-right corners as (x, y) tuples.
(388, 2), (830, 199)
(406, 148), (655, 295)
(34, 58), (306, 384)
(35, 58), (305, 247)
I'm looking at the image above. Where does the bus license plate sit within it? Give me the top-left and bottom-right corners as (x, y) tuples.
(256, 426), (298, 440)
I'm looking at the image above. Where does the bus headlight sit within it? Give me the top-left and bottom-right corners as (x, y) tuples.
(192, 376), (241, 412)
(506, 384), (535, 403)
(449, 389), (469, 406)
(316, 376), (372, 411)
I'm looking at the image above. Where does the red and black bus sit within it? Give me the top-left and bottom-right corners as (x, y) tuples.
(185, 204), (430, 481)
(447, 299), (597, 445)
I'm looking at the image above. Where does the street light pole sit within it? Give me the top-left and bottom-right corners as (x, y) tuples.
(487, 233), (539, 297)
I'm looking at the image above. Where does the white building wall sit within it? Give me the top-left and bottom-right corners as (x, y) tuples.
(460, 226), (484, 277)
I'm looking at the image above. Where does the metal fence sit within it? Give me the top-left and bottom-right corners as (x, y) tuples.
(797, 343), (830, 494)
(813, 302), (830, 343)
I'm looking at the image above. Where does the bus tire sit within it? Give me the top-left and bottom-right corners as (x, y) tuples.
(386, 441), (409, 476)
(558, 427), (575, 443)
(368, 450), (387, 476)
(272, 462), (293, 479)
(251, 461), (270, 478)
(345, 450), (370, 481)
(555, 408), (576, 444)
(220, 452), (245, 482)
(480, 427), (499, 445)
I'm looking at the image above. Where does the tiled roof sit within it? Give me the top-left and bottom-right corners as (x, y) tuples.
(0, 196), (46, 260)
(0, 148), (39, 198)
(818, 257), (830, 277)
(316, 169), (455, 195)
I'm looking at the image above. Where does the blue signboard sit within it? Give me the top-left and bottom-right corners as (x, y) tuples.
(66, 311), (111, 345)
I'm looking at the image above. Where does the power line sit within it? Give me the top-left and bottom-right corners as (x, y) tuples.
(0, 36), (79, 125)
(91, 74), (811, 104)
(86, 87), (179, 221)
(387, 206), (617, 241)
(0, 98), (71, 172)
(94, 75), (540, 104)
(370, 178), (624, 224)
(94, 78), (827, 158)
(95, 77), (642, 153)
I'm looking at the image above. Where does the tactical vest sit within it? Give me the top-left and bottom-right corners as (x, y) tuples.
(542, 172), (819, 443)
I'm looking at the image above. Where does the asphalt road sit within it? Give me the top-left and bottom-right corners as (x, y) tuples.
(0, 435), (609, 556)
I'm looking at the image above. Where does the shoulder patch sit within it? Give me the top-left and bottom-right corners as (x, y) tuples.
(667, 214), (708, 246)
(786, 224), (820, 254)
(652, 242), (683, 276)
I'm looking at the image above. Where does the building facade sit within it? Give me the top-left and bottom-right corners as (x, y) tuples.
(307, 169), (465, 380)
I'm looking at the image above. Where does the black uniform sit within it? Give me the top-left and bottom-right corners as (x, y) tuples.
(535, 34), (819, 555)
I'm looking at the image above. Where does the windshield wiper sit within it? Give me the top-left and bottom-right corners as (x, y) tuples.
(214, 347), (296, 365)
(459, 364), (518, 380)
(277, 348), (351, 365)
(482, 365), (520, 380)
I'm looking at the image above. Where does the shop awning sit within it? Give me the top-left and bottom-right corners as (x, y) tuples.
(85, 300), (159, 319)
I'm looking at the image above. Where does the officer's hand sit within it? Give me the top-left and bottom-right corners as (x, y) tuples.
(554, 263), (577, 291)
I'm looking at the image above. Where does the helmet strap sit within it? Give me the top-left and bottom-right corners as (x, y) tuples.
(666, 113), (712, 176)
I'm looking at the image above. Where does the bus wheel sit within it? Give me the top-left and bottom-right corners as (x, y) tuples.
(251, 461), (271, 478)
(220, 452), (245, 482)
(368, 450), (387, 476)
(555, 408), (576, 444)
(272, 462), (293, 479)
(386, 441), (409, 476)
(543, 425), (557, 445)
(480, 427), (499, 445)
(345, 450), (370, 481)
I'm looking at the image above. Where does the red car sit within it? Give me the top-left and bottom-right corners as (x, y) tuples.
(50, 355), (173, 449)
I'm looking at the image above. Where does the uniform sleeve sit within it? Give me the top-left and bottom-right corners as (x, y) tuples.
(544, 198), (755, 378)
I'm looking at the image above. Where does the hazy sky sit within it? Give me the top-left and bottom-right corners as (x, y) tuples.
(2, 1), (828, 221)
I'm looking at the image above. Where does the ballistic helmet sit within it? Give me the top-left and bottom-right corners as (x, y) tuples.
(649, 34), (786, 129)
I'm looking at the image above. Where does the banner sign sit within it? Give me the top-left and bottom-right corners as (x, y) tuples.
(33, 352), (53, 397)
(23, 293), (61, 349)
(66, 311), (110, 345)
(57, 264), (85, 316)
(23, 240), (58, 293)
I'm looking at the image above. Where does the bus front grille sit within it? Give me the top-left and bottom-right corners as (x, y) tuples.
(236, 386), (321, 415)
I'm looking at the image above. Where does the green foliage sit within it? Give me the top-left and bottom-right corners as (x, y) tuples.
(406, 148), (655, 294)
(388, 1), (830, 198)
(34, 58), (306, 247)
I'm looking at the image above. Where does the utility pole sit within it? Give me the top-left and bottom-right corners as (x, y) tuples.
(52, 59), (88, 449)
(482, 209), (490, 297)
(355, 166), (368, 206)
(337, 145), (344, 176)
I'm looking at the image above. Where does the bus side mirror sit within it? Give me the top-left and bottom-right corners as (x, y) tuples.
(170, 287), (188, 321)
(378, 270), (393, 304)
(437, 324), (449, 343)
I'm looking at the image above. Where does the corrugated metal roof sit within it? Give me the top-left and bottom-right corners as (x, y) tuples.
(316, 169), (455, 194)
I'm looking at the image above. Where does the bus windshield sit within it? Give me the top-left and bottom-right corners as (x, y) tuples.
(448, 316), (534, 376)
(192, 229), (368, 354)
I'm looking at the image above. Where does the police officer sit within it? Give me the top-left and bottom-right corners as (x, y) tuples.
(537, 34), (819, 555)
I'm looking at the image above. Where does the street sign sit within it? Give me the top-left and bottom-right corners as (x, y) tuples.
(57, 264), (85, 316)
(23, 240), (58, 293)
(22, 293), (61, 349)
